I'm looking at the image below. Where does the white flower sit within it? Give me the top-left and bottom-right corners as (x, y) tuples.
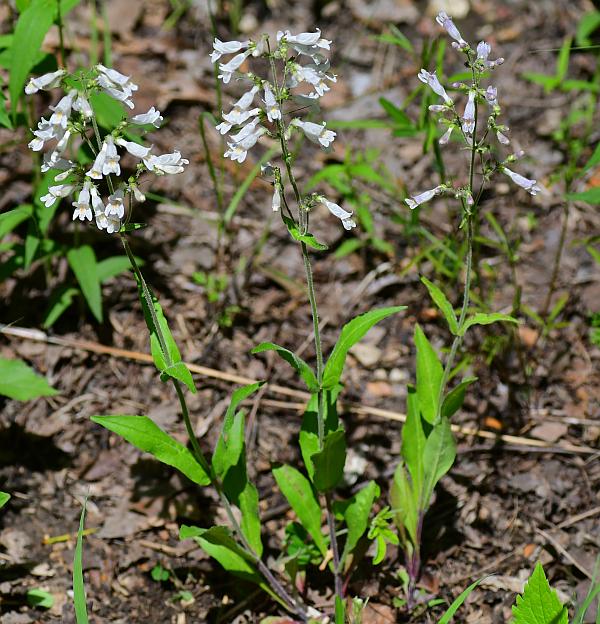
(41, 151), (72, 172)
(28, 118), (55, 151)
(272, 186), (281, 212)
(477, 41), (491, 62)
(86, 143), (108, 179)
(104, 214), (121, 233)
(49, 90), (76, 130)
(217, 86), (260, 133)
(404, 185), (444, 209)
(229, 117), (260, 143)
(40, 183), (75, 207)
(130, 183), (146, 203)
(436, 12), (468, 49)
(218, 50), (252, 84)
(461, 90), (476, 135)
(485, 86), (498, 107)
(418, 69), (452, 105)
(55, 128), (71, 153)
(131, 107), (163, 127)
(263, 83), (280, 122)
(428, 104), (446, 113)
(72, 181), (93, 221)
(102, 136), (120, 176)
(210, 38), (250, 64)
(106, 188), (125, 218)
(503, 167), (540, 195)
(278, 29), (332, 64)
(143, 151), (189, 175)
(290, 63), (336, 98)
(24, 69), (66, 95)
(96, 64), (138, 95)
(116, 137), (152, 158)
(90, 184), (104, 214)
(439, 126), (454, 144)
(224, 126), (267, 163)
(318, 196), (356, 230)
(72, 92), (93, 118)
(290, 119), (336, 148)
(496, 130), (510, 145)
(97, 75), (135, 109)
(278, 29), (323, 46)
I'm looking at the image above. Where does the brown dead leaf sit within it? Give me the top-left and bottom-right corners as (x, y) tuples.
(529, 422), (568, 444)
(518, 325), (539, 347)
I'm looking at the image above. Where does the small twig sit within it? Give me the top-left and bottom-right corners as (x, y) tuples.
(535, 527), (594, 580)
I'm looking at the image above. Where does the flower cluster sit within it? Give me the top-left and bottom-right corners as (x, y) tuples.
(25, 66), (188, 233)
(405, 12), (540, 210)
(211, 29), (355, 231)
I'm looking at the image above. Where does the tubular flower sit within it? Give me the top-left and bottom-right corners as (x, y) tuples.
(263, 83), (281, 122)
(210, 38), (250, 64)
(439, 126), (454, 145)
(116, 137), (152, 159)
(404, 185), (444, 210)
(72, 180), (93, 221)
(502, 167), (541, 195)
(40, 184), (75, 208)
(290, 119), (336, 148)
(143, 151), (189, 175)
(218, 50), (252, 84)
(106, 188), (125, 218)
(461, 90), (476, 135)
(25, 69), (66, 95)
(102, 136), (121, 176)
(317, 196), (356, 230)
(131, 107), (163, 127)
(224, 126), (267, 163)
(436, 12), (468, 49)
(418, 69), (452, 105)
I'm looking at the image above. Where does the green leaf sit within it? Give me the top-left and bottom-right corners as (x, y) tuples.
(512, 562), (569, 624)
(251, 343), (318, 392)
(341, 481), (380, 564)
(96, 256), (135, 282)
(88, 91), (125, 129)
(374, 26), (413, 52)
(390, 462), (419, 545)
(401, 387), (425, 493)
(572, 559), (600, 624)
(272, 464), (327, 557)
(311, 428), (346, 492)
(43, 286), (78, 328)
(151, 564), (170, 582)
(379, 97), (413, 127)
(282, 215), (328, 251)
(583, 142), (600, 172)
(133, 274), (196, 393)
(334, 238), (364, 258)
(555, 37), (572, 83)
(0, 357), (58, 400)
(521, 72), (558, 92)
(441, 376), (477, 419)
(0, 491), (10, 509)
(335, 596), (346, 624)
(421, 276), (458, 335)
(27, 588), (54, 609)
(422, 417), (456, 508)
(567, 187), (600, 204)
(437, 577), (485, 624)
(459, 312), (519, 336)
(0, 205), (32, 238)
(118, 222), (147, 232)
(9, 0), (56, 114)
(322, 306), (405, 389)
(326, 119), (391, 130)
(237, 481), (263, 557)
(92, 415), (211, 486)
(67, 246), (103, 323)
(414, 324), (443, 424)
(73, 500), (89, 624)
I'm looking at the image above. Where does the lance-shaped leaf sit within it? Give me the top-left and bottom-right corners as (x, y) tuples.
(414, 324), (443, 424)
(390, 462), (419, 546)
(73, 500), (89, 624)
(92, 415), (210, 486)
(0, 357), (58, 401)
(401, 386), (425, 496)
(0, 492), (10, 509)
(272, 464), (327, 557)
(512, 562), (568, 624)
(67, 246), (103, 323)
(322, 306), (406, 389)
(311, 428), (346, 493)
(442, 376), (477, 419)
(459, 312), (519, 336)
(340, 481), (380, 565)
(421, 276), (458, 335)
(282, 215), (328, 251)
(251, 343), (318, 392)
(421, 417), (456, 508)
(133, 272), (195, 393)
(437, 577), (485, 624)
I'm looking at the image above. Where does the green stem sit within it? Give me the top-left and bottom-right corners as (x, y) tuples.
(56, 0), (66, 69)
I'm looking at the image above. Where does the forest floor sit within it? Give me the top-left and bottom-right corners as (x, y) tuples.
(0, 0), (599, 622)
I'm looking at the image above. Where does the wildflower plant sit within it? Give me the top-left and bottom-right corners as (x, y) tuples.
(392, 12), (526, 607)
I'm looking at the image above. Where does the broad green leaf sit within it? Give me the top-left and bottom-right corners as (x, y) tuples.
(335, 596), (346, 624)
(522, 72), (558, 92)
(459, 312), (518, 336)
(0, 357), (58, 400)
(322, 306), (405, 389)
(0, 205), (32, 238)
(43, 286), (78, 328)
(422, 417), (456, 507)
(390, 462), (419, 545)
(341, 481), (380, 564)
(27, 588), (53, 609)
(67, 246), (103, 323)
(414, 324), (443, 424)
(238, 481), (263, 557)
(421, 276), (458, 335)
(437, 577), (485, 624)
(282, 215), (328, 251)
(133, 273), (196, 393)
(311, 428), (346, 492)
(567, 188), (600, 204)
(0, 491), (10, 509)
(272, 464), (327, 557)
(401, 387), (425, 493)
(512, 562), (569, 624)
(23, 222), (40, 268)
(92, 415), (210, 486)
(89, 91), (125, 130)
(95, 255), (134, 282)
(9, 0), (56, 114)
(251, 343), (318, 392)
(73, 500), (89, 624)
(441, 376), (477, 419)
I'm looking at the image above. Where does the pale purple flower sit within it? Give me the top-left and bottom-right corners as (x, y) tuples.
(496, 130), (510, 145)
(485, 86), (498, 107)
(461, 90), (476, 135)
(436, 12), (468, 49)
(404, 185), (444, 209)
(503, 167), (540, 195)
(272, 187), (281, 212)
(418, 69), (452, 105)
(439, 126), (454, 145)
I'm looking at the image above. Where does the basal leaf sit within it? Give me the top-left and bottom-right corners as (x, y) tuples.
(92, 415), (210, 486)
(512, 562), (569, 624)
(67, 245), (103, 323)
(421, 276), (458, 335)
(341, 481), (380, 564)
(311, 428), (346, 492)
(322, 306), (405, 389)
(422, 417), (456, 508)
(390, 462), (419, 546)
(414, 324), (443, 424)
(251, 342), (318, 392)
(272, 464), (327, 557)
(0, 357), (58, 400)
(282, 215), (328, 251)
(459, 312), (519, 336)
(0, 491), (10, 509)
(401, 386), (425, 493)
(73, 500), (89, 624)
